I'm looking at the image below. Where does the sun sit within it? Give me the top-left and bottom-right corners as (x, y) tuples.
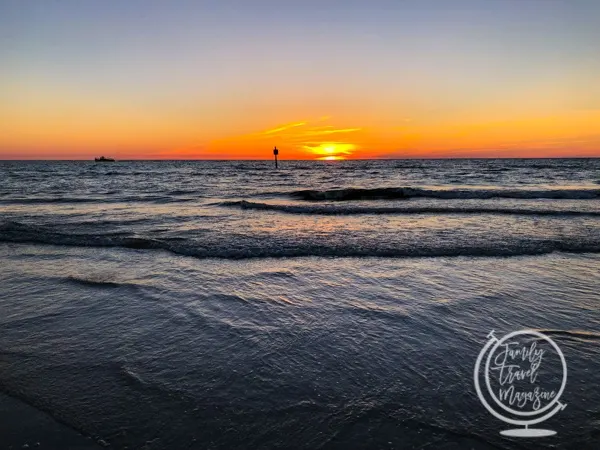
(318, 145), (345, 160)
(304, 142), (356, 160)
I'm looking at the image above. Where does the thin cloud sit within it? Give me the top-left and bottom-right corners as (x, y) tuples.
(262, 122), (307, 135)
(300, 128), (362, 137)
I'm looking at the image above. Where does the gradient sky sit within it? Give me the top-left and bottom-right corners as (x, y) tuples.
(1, 0), (599, 159)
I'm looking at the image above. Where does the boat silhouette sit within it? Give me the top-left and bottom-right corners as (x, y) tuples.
(94, 156), (115, 162)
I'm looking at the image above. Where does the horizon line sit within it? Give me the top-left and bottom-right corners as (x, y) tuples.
(2, 156), (600, 162)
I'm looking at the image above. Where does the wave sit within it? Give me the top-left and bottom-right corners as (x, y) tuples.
(65, 275), (123, 288)
(119, 366), (149, 387)
(167, 189), (200, 196)
(221, 200), (600, 217)
(2, 221), (600, 260)
(0, 197), (98, 204)
(289, 187), (600, 201)
(0, 221), (165, 250)
(535, 329), (600, 342)
(0, 195), (197, 205)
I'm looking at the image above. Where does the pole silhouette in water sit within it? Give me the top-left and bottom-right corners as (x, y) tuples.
(273, 146), (279, 169)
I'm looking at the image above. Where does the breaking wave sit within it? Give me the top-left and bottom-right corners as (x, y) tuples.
(221, 200), (600, 216)
(65, 275), (124, 288)
(0, 195), (198, 205)
(2, 221), (600, 260)
(289, 187), (600, 201)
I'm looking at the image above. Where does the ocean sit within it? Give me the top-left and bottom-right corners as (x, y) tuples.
(1, 158), (599, 449)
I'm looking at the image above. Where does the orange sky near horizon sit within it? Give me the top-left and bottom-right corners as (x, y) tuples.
(2, 67), (599, 160)
(2, 109), (599, 160)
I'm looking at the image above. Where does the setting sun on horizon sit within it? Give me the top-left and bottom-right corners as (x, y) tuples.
(2, 1), (599, 160)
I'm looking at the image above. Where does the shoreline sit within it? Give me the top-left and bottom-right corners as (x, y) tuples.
(0, 391), (102, 450)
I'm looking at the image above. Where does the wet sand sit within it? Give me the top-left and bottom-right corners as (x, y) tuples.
(0, 392), (102, 450)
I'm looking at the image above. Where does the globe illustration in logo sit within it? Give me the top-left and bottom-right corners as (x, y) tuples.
(473, 329), (567, 437)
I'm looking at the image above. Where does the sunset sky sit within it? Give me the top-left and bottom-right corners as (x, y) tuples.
(1, 0), (599, 160)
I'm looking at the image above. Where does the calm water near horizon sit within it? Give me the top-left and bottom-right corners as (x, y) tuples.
(1, 159), (599, 449)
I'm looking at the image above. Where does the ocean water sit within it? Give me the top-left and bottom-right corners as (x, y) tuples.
(1, 159), (599, 449)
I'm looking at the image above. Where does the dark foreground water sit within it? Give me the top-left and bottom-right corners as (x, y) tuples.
(1, 159), (599, 449)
